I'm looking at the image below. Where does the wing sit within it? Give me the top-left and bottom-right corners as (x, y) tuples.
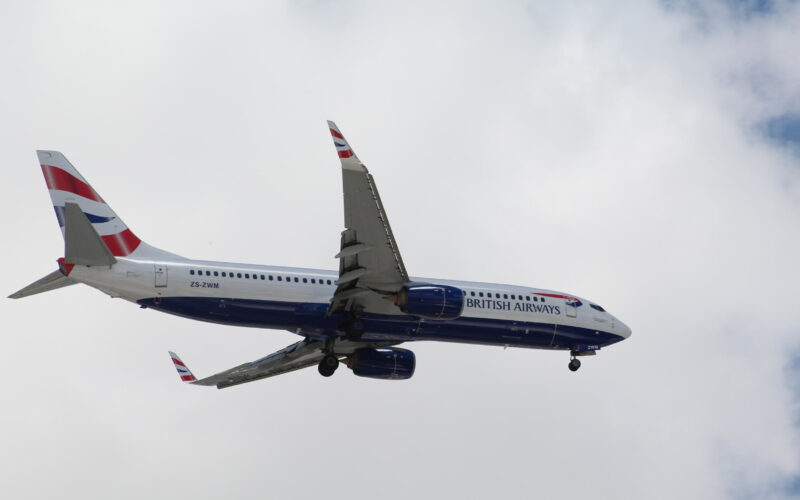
(327, 121), (409, 315)
(168, 338), (395, 389)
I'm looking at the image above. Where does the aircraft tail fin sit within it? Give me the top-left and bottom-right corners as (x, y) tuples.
(8, 269), (76, 299)
(39, 150), (143, 258)
(37, 151), (183, 262)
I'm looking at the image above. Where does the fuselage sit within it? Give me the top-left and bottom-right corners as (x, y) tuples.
(72, 254), (631, 352)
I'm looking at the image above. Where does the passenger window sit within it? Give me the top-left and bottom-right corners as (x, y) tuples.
(260, 275), (265, 280)
(479, 292), (484, 297)
(237, 273), (242, 278)
(269, 275), (273, 280)
(495, 293), (500, 298)
(277, 276), (282, 281)
(470, 291), (475, 296)
(534, 297), (538, 302)
(213, 271), (218, 277)
(205, 271), (210, 276)
(327, 280), (332, 285)
(189, 270), (194, 275)
(294, 277), (299, 283)
(503, 294), (508, 299)
(221, 272), (226, 277)
(311, 279), (316, 284)
(541, 298), (546, 302)
(303, 278), (308, 283)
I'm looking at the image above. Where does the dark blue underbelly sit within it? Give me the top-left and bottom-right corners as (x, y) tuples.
(138, 297), (624, 350)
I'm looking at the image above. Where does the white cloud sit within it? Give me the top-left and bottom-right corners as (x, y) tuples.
(1, 1), (799, 498)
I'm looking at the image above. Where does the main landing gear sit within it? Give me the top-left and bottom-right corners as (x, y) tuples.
(568, 357), (581, 372)
(318, 354), (339, 377)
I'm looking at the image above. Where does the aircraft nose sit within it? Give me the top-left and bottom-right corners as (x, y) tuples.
(616, 319), (632, 339)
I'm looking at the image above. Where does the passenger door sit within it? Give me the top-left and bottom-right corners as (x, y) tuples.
(154, 264), (168, 288)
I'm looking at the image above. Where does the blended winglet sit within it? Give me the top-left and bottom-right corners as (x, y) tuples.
(169, 351), (197, 383)
(327, 120), (365, 171)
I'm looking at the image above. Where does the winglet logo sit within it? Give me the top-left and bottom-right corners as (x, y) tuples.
(329, 128), (354, 158)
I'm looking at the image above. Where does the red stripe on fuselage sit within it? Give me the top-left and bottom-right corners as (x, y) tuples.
(101, 229), (141, 257)
(41, 165), (104, 203)
(338, 150), (354, 158)
(330, 129), (344, 140)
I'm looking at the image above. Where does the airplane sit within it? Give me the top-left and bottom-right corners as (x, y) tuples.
(10, 121), (631, 388)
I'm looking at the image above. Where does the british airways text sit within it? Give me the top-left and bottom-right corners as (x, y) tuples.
(466, 298), (561, 315)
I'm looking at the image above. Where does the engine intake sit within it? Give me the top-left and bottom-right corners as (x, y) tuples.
(396, 284), (464, 320)
(349, 348), (416, 380)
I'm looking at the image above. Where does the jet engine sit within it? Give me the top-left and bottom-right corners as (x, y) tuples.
(347, 348), (416, 380)
(394, 284), (464, 320)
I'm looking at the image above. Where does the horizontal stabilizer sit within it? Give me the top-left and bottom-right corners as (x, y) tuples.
(64, 202), (116, 266)
(8, 270), (75, 299)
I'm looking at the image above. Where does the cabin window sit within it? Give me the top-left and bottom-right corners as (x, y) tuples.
(311, 278), (316, 284)
(541, 298), (546, 302)
(190, 270), (195, 275)
(205, 271), (210, 276)
(479, 292), (484, 297)
(260, 275), (265, 280)
(237, 273), (242, 278)
(277, 276), (282, 281)
(327, 280), (332, 285)
(294, 277), (299, 283)
(534, 297), (538, 302)
(213, 271), (218, 277)
(503, 294), (508, 299)
(303, 278), (308, 283)
(525, 295), (530, 301)
(470, 291), (475, 297)
(269, 275), (273, 280)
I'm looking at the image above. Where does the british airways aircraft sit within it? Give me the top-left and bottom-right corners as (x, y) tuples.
(10, 122), (631, 388)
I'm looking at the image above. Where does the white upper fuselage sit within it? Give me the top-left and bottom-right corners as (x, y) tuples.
(71, 254), (632, 344)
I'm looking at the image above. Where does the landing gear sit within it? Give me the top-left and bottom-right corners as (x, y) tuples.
(568, 358), (581, 372)
(318, 354), (339, 377)
(343, 317), (366, 340)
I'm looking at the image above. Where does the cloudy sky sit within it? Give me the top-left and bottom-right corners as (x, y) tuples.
(2, 0), (800, 498)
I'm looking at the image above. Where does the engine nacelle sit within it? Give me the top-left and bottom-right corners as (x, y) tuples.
(349, 348), (416, 380)
(396, 284), (464, 320)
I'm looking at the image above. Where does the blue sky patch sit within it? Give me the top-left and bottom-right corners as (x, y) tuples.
(761, 114), (800, 154)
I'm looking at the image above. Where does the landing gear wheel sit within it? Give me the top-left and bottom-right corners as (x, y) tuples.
(568, 358), (581, 372)
(344, 318), (366, 340)
(318, 354), (339, 377)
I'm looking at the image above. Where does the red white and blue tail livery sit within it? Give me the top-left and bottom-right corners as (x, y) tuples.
(10, 122), (631, 388)
(169, 352), (197, 383)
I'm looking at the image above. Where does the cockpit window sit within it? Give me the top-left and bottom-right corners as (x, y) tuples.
(590, 304), (606, 312)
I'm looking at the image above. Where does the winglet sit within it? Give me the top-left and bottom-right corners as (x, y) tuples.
(169, 351), (197, 383)
(327, 121), (365, 172)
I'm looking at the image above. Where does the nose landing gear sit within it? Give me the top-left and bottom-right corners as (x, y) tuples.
(568, 349), (595, 372)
